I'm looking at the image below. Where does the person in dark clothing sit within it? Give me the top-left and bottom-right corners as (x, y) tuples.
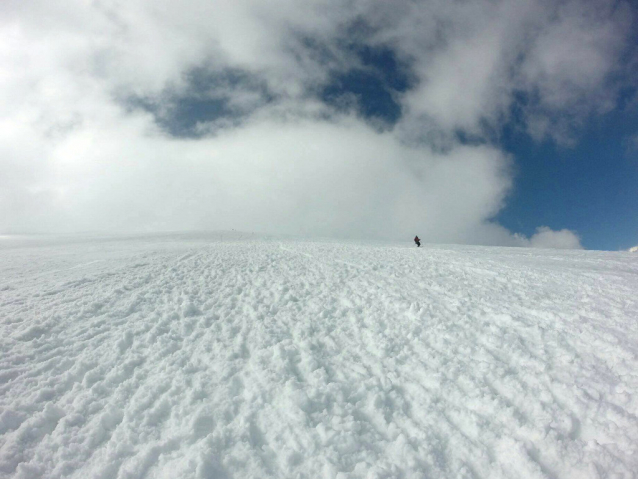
(414, 235), (421, 247)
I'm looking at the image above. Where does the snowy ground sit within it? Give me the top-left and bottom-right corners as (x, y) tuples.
(1, 234), (637, 479)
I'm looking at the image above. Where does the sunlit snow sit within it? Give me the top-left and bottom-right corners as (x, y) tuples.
(1, 234), (637, 478)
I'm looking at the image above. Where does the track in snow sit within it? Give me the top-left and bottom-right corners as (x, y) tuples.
(1, 234), (637, 478)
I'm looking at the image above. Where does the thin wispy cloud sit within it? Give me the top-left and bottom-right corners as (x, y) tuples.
(0, 0), (634, 246)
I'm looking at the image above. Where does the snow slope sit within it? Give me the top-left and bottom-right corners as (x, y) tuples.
(1, 234), (637, 479)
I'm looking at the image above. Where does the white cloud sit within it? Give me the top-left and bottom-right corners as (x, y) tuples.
(524, 226), (584, 250)
(2, 107), (513, 242)
(0, 0), (634, 245)
(392, 0), (633, 142)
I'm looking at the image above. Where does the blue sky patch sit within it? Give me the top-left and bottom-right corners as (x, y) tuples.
(321, 44), (410, 125)
(497, 101), (638, 251)
(126, 68), (272, 138)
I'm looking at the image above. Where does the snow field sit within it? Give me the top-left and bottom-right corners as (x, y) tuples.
(1, 235), (637, 478)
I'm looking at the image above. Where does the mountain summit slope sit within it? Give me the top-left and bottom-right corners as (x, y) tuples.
(1, 235), (637, 478)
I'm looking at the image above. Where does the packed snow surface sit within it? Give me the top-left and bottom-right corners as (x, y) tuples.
(1, 234), (637, 479)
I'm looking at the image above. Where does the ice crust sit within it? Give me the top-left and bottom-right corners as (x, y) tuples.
(1, 234), (637, 478)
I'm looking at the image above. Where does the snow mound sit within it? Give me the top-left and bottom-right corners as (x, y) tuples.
(1, 235), (637, 478)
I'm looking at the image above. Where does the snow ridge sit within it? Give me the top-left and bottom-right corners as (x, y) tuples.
(1, 236), (637, 478)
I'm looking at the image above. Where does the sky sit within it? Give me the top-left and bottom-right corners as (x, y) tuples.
(1, 0), (637, 250)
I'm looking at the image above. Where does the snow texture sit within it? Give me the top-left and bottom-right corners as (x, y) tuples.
(1, 234), (637, 479)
